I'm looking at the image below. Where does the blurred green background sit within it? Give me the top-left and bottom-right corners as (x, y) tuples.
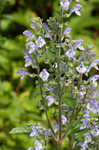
(0, 0), (99, 150)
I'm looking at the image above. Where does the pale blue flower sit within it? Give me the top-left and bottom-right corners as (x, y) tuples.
(36, 36), (46, 48)
(39, 69), (49, 81)
(74, 40), (84, 50)
(60, 62), (66, 71)
(23, 30), (36, 41)
(64, 27), (71, 38)
(43, 23), (52, 40)
(80, 119), (90, 130)
(54, 122), (59, 133)
(65, 40), (84, 59)
(65, 45), (76, 59)
(44, 84), (54, 94)
(84, 132), (92, 143)
(76, 62), (88, 74)
(61, 115), (67, 124)
(88, 59), (99, 72)
(78, 142), (90, 150)
(91, 126), (99, 137)
(68, 4), (82, 17)
(26, 41), (37, 54)
(88, 54), (96, 61)
(87, 75), (99, 87)
(86, 98), (99, 114)
(90, 86), (98, 98)
(61, 27), (72, 40)
(60, 0), (70, 10)
(78, 85), (86, 100)
(30, 24), (37, 32)
(30, 125), (40, 137)
(24, 50), (33, 67)
(46, 95), (56, 107)
(34, 140), (42, 150)
(83, 110), (90, 119)
(16, 69), (32, 80)
(78, 133), (92, 150)
(23, 30), (33, 37)
(45, 129), (52, 137)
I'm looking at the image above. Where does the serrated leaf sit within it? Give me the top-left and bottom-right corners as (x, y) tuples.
(10, 126), (31, 134)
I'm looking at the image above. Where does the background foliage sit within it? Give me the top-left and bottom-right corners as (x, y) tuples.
(0, 0), (99, 150)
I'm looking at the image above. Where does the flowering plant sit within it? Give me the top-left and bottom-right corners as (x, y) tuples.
(10, 0), (99, 149)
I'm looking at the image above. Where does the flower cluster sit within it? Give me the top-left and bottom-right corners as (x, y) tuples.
(16, 0), (99, 150)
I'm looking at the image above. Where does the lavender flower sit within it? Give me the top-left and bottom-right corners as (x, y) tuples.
(65, 40), (84, 59)
(80, 119), (90, 130)
(74, 40), (85, 50)
(87, 75), (99, 87)
(83, 110), (90, 119)
(39, 69), (49, 81)
(16, 69), (32, 80)
(78, 133), (92, 150)
(61, 115), (67, 124)
(91, 126), (99, 137)
(84, 132), (92, 143)
(86, 98), (99, 114)
(60, 62), (66, 71)
(68, 4), (82, 17)
(23, 30), (36, 41)
(26, 42), (37, 54)
(54, 122), (59, 133)
(88, 59), (99, 72)
(43, 23), (52, 40)
(44, 84), (54, 94)
(46, 95), (56, 107)
(78, 142), (90, 150)
(30, 24), (37, 32)
(45, 129), (52, 137)
(65, 45), (76, 59)
(24, 50), (33, 67)
(88, 54), (96, 62)
(90, 86), (98, 98)
(30, 125), (40, 137)
(78, 85), (86, 100)
(61, 28), (72, 41)
(36, 36), (46, 48)
(23, 30), (33, 37)
(34, 140), (42, 150)
(63, 27), (71, 38)
(60, 0), (70, 10)
(76, 62), (88, 74)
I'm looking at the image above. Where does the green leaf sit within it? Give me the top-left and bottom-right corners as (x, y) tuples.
(67, 120), (82, 136)
(64, 96), (75, 109)
(10, 126), (31, 134)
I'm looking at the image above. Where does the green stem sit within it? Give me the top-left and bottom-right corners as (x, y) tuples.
(34, 55), (56, 140)
(96, 138), (99, 150)
(69, 135), (75, 149)
(58, 141), (62, 150)
(44, 135), (47, 150)
(56, 7), (63, 150)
